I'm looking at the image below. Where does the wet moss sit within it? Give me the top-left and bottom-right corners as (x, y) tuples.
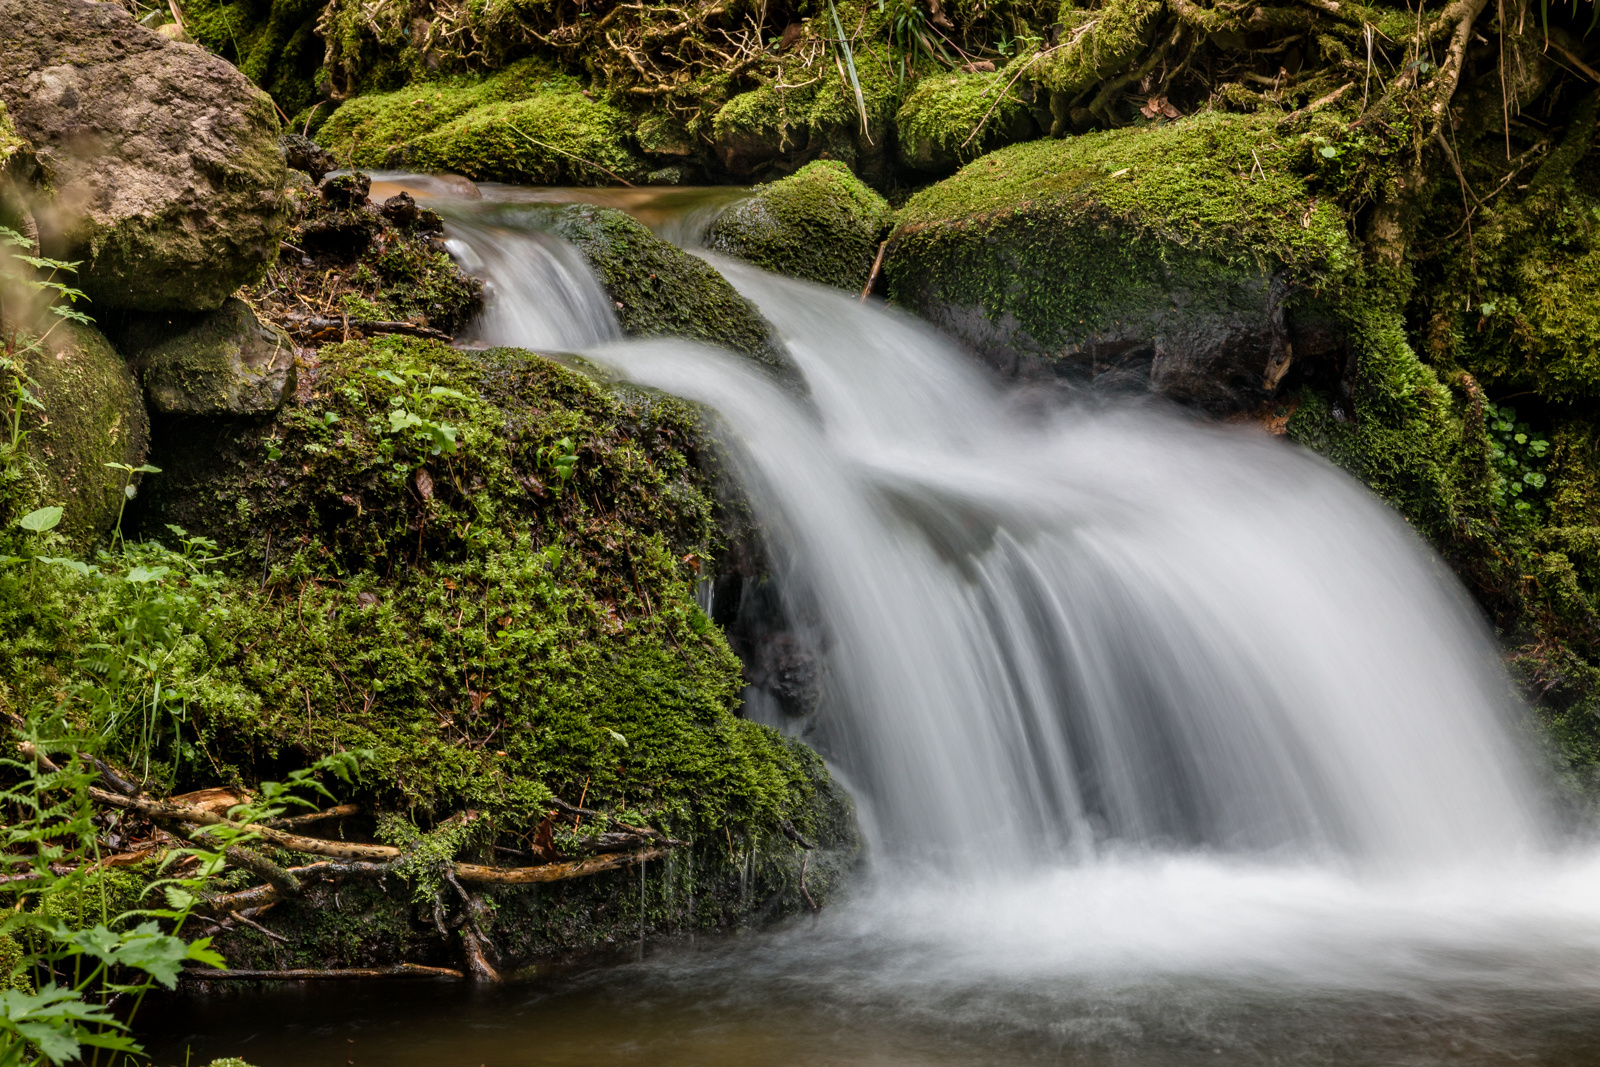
(705, 160), (895, 291)
(319, 61), (646, 185)
(550, 205), (787, 372)
(886, 110), (1352, 386)
(1033, 0), (1164, 95)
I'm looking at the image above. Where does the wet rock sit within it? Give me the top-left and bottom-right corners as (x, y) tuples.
(884, 112), (1354, 412)
(551, 205), (791, 377)
(281, 134), (336, 181)
(0, 0), (289, 311)
(15, 320), (149, 544)
(706, 160), (894, 292)
(319, 171), (371, 209)
(120, 299), (297, 416)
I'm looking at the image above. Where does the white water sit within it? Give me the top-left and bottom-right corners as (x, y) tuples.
(436, 204), (1600, 1044)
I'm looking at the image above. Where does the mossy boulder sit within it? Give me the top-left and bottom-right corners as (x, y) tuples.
(118, 335), (855, 965)
(885, 111), (1355, 409)
(895, 72), (1037, 174)
(705, 161), (895, 292)
(550, 205), (788, 374)
(319, 60), (647, 185)
(0, 0), (288, 311)
(15, 320), (150, 544)
(119, 299), (297, 416)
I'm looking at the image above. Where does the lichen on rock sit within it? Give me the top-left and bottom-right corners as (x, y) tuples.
(118, 298), (297, 417)
(706, 161), (895, 292)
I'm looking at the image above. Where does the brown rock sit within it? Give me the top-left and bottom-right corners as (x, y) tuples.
(0, 0), (289, 311)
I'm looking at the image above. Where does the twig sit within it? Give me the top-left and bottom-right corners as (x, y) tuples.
(859, 241), (887, 302)
(506, 125), (635, 186)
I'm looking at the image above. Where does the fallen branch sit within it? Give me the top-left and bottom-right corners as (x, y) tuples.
(506, 125), (636, 187)
(181, 964), (462, 980)
(282, 314), (452, 343)
(454, 847), (671, 884)
(859, 241), (887, 303)
(264, 802), (361, 830)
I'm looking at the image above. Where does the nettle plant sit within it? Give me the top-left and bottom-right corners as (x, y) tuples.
(1484, 403), (1551, 516)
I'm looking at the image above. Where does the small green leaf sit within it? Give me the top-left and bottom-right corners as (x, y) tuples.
(606, 728), (629, 747)
(17, 505), (62, 532)
(1319, 146), (1337, 158)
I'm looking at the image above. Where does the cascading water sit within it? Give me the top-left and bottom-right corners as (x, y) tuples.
(459, 213), (1542, 873)
(159, 185), (1600, 1067)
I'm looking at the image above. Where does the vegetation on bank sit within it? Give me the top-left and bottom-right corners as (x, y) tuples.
(0, 216), (853, 1062)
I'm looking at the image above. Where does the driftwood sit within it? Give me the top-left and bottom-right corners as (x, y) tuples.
(182, 964), (463, 980)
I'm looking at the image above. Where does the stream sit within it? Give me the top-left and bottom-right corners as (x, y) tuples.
(148, 181), (1600, 1066)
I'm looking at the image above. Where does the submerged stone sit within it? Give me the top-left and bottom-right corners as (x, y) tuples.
(706, 161), (895, 292)
(551, 205), (790, 375)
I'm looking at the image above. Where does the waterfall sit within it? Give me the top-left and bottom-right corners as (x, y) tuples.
(452, 207), (1544, 874)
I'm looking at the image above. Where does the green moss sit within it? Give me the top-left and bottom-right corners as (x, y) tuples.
(1034, 0), (1165, 95)
(550, 206), (787, 373)
(319, 61), (646, 184)
(895, 71), (1033, 173)
(887, 111), (1352, 367)
(13, 320), (150, 545)
(705, 161), (895, 291)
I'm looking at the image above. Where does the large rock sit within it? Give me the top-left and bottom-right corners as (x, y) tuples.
(885, 112), (1355, 411)
(16, 320), (150, 543)
(0, 0), (289, 311)
(120, 299), (297, 416)
(705, 160), (894, 292)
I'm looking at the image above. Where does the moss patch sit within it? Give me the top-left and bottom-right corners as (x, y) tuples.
(895, 70), (1035, 174)
(706, 160), (896, 291)
(179, 0), (326, 118)
(13, 320), (150, 545)
(319, 60), (647, 185)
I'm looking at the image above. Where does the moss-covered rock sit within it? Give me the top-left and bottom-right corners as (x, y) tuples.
(15, 320), (149, 544)
(119, 299), (296, 416)
(895, 71), (1037, 174)
(705, 161), (895, 292)
(886, 111), (1354, 409)
(550, 205), (788, 374)
(95, 334), (857, 966)
(0, 0), (288, 312)
(319, 61), (647, 185)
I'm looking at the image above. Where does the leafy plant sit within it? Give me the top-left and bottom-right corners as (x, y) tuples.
(369, 366), (465, 465)
(1485, 403), (1551, 516)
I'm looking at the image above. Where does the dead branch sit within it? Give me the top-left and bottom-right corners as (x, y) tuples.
(455, 847), (671, 884)
(264, 803), (361, 830)
(182, 964), (463, 980)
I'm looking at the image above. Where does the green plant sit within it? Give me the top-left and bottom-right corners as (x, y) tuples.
(369, 366), (465, 466)
(536, 436), (578, 493)
(1485, 402), (1552, 516)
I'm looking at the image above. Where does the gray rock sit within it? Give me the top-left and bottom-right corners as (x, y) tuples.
(122, 299), (297, 416)
(0, 0), (289, 311)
